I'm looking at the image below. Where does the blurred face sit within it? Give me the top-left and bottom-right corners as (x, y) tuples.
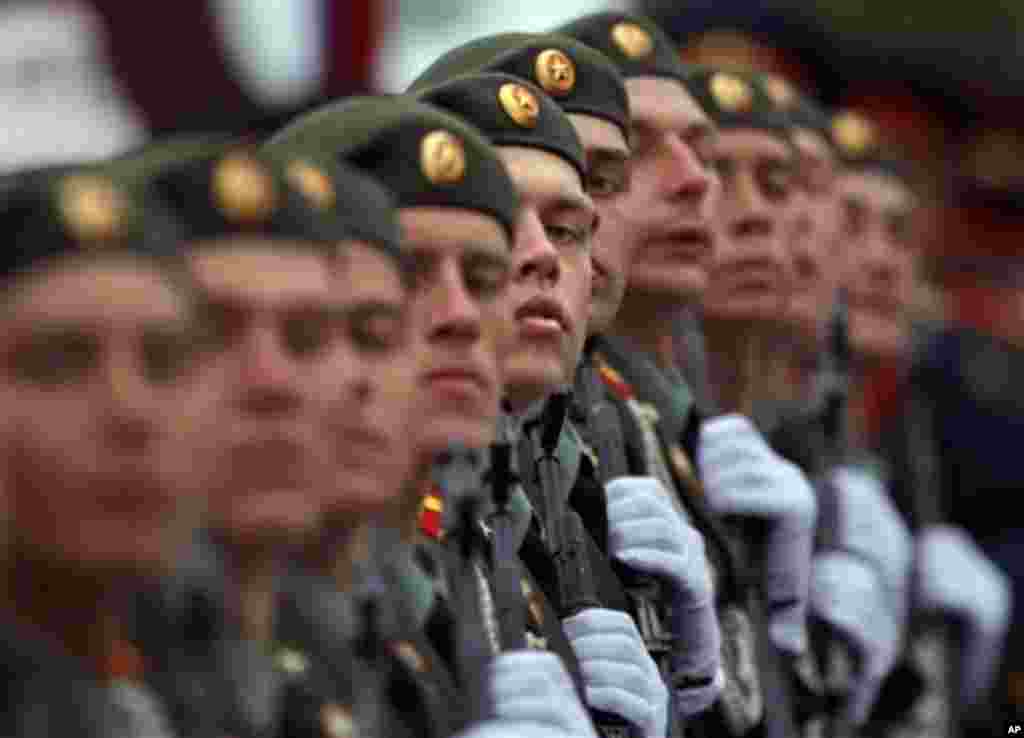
(838, 171), (917, 362)
(323, 242), (416, 518)
(702, 128), (795, 325)
(189, 240), (340, 545)
(401, 207), (511, 454)
(1, 256), (208, 574)
(567, 113), (632, 335)
(787, 128), (842, 349)
(501, 146), (596, 411)
(600, 77), (718, 307)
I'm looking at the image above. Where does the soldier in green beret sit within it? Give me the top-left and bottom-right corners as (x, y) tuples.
(267, 96), (609, 738)
(411, 72), (691, 738)
(556, 14), (786, 738)
(410, 34), (730, 738)
(0, 165), (208, 737)
(106, 140), (428, 738)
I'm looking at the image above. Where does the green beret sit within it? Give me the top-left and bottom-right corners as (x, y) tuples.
(266, 96), (520, 243)
(414, 73), (585, 183)
(684, 66), (792, 140)
(829, 110), (911, 181)
(0, 165), (183, 282)
(112, 138), (403, 262)
(555, 12), (691, 87)
(407, 32), (629, 141)
(757, 74), (832, 142)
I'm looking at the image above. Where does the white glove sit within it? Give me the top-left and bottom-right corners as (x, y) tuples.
(455, 721), (583, 738)
(605, 476), (721, 718)
(829, 465), (913, 631)
(698, 414), (818, 655)
(917, 524), (1012, 706)
(563, 608), (669, 738)
(488, 650), (598, 738)
(811, 551), (901, 725)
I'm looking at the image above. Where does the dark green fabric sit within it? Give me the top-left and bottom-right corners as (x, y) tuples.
(0, 165), (183, 282)
(829, 112), (912, 181)
(414, 73), (586, 183)
(759, 76), (833, 140)
(555, 11), (692, 86)
(685, 65), (794, 139)
(407, 32), (630, 140)
(116, 141), (404, 262)
(266, 96), (520, 242)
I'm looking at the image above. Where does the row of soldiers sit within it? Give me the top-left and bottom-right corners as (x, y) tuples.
(0, 9), (1015, 738)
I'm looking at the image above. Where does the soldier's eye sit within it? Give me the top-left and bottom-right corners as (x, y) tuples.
(196, 301), (242, 354)
(843, 201), (868, 238)
(140, 328), (194, 384)
(281, 309), (335, 359)
(12, 329), (99, 385)
(760, 162), (794, 202)
(586, 161), (629, 199)
(545, 223), (590, 250)
(888, 212), (912, 245)
(713, 157), (735, 182)
(351, 312), (404, 354)
(462, 252), (510, 299)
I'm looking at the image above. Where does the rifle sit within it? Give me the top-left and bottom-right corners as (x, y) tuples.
(351, 572), (388, 738)
(898, 384), (963, 738)
(525, 393), (643, 738)
(433, 445), (496, 724)
(486, 413), (527, 650)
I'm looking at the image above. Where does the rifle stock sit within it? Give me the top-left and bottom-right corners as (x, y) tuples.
(527, 394), (643, 738)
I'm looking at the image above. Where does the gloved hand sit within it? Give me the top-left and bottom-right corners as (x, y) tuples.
(698, 414), (818, 655)
(605, 476), (721, 718)
(563, 608), (669, 738)
(810, 551), (901, 725)
(829, 465), (913, 632)
(456, 719), (588, 738)
(917, 524), (1012, 706)
(488, 650), (598, 738)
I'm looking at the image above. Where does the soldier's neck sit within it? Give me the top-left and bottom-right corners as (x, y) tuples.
(219, 542), (283, 645)
(3, 546), (126, 676)
(610, 291), (684, 371)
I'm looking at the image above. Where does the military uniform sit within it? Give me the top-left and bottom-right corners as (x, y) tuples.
(407, 28), (639, 635)
(106, 142), (431, 738)
(266, 94), (595, 726)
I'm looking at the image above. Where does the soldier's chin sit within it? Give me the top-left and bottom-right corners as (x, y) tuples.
(216, 489), (321, 545)
(501, 351), (566, 413)
(627, 262), (707, 305)
(787, 294), (831, 351)
(703, 292), (788, 326)
(326, 471), (406, 519)
(849, 312), (907, 363)
(417, 413), (496, 456)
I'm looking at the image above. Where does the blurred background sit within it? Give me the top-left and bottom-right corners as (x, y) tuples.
(2, 0), (1020, 171)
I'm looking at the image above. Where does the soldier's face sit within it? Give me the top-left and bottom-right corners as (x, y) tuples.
(702, 128), (795, 325)
(322, 242), (417, 518)
(188, 240), (340, 545)
(500, 146), (596, 412)
(602, 77), (718, 306)
(787, 129), (842, 350)
(837, 171), (917, 362)
(400, 207), (511, 454)
(0, 256), (208, 574)
(567, 113), (632, 335)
